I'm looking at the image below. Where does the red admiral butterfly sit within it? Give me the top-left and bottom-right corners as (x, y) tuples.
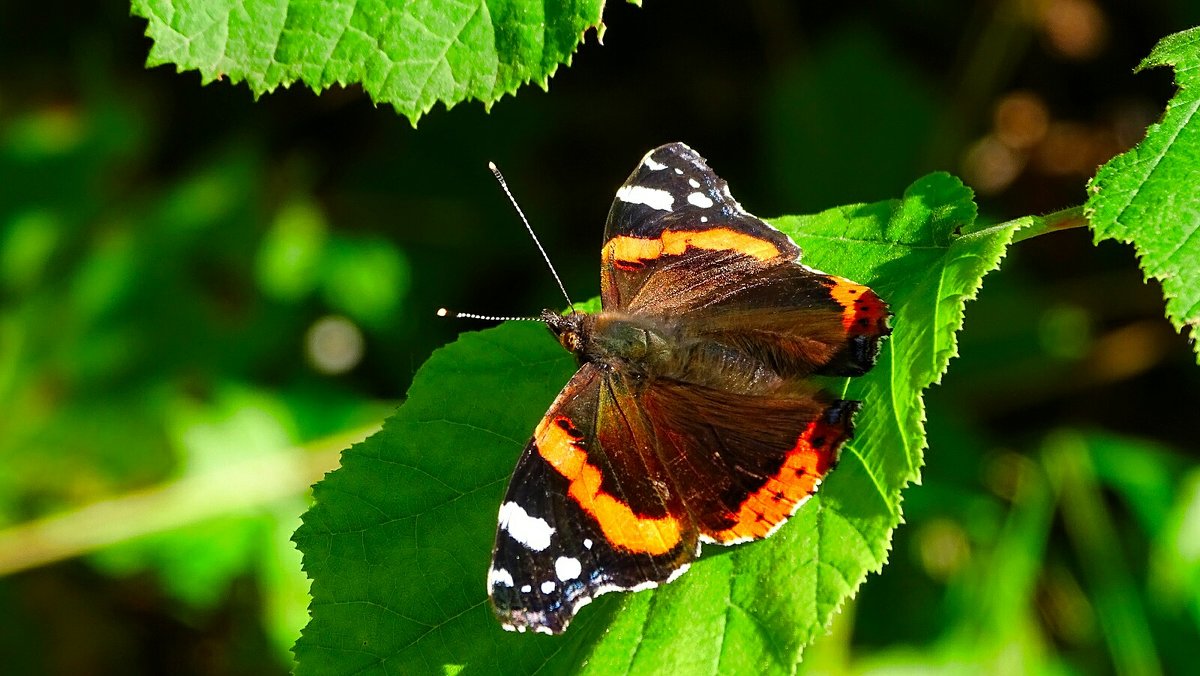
(486, 143), (890, 634)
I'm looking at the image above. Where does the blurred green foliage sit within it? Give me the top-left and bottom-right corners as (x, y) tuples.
(2, 1), (1199, 674)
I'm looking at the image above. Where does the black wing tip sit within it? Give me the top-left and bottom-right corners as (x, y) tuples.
(491, 585), (599, 636)
(653, 140), (696, 153)
(490, 563), (689, 635)
(494, 606), (570, 636)
(815, 332), (889, 377)
(824, 399), (862, 428)
(644, 141), (705, 165)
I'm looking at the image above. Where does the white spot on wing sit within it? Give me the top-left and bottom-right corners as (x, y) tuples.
(687, 192), (715, 208)
(674, 168), (684, 175)
(700, 216), (708, 223)
(529, 560), (696, 634)
(555, 556), (582, 581)
(688, 178), (700, 188)
(488, 567), (515, 588)
(498, 501), (555, 551)
(541, 580), (556, 594)
(520, 584), (532, 593)
(616, 185), (675, 211)
(583, 538), (593, 549)
(643, 156), (667, 171)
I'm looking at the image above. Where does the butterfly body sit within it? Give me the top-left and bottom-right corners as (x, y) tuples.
(488, 143), (890, 635)
(549, 308), (808, 398)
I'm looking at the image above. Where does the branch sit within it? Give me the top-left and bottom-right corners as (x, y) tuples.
(0, 424), (375, 576)
(1012, 205), (1088, 243)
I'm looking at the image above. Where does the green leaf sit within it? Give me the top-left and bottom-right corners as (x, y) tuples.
(292, 173), (1021, 674)
(129, 0), (617, 125)
(1086, 26), (1200, 362)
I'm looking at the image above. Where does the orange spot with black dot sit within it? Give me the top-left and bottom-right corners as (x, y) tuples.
(706, 418), (842, 543)
(829, 277), (887, 336)
(535, 415), (682, 555)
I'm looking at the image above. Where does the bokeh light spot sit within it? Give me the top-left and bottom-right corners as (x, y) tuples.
(994, 91), (1050, 150)
(305, 315), (365, 375)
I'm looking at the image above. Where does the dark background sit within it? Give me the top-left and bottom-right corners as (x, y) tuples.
(2, 0), (1198, 673)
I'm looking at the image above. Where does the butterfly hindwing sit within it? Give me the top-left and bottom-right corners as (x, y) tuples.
(602, 142), (889, 377)
(679, 264), (890, 377)
(638, 379), (856, 544)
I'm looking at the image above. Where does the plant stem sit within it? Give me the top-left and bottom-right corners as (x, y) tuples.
(0, 424), (376, 577)
(1011, 205), (1088, 243)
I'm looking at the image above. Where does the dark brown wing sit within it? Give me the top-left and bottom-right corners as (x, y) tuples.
(680, 263), (890, 377)
(600, 143), (889, 378)
(488, 364), (699, 635)
(638, 378), (857, 545)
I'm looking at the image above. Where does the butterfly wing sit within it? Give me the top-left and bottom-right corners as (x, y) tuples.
(637, 378), (856, 545)
(601, 142), (799, 311)
(600, 142), (889, 378)
(488, 364), (699, 634)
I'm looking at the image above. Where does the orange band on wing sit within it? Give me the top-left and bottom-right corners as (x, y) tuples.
(829, 277), (887, 336)
(605, 229), (781, 269)
(707, 418), (841, 543)
(535, 415), (682, 555)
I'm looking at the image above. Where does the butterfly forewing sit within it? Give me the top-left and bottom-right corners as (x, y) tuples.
(488, 365), (698, 634)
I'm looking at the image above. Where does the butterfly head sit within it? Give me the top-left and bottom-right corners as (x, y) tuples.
(542, 309), (594, 359)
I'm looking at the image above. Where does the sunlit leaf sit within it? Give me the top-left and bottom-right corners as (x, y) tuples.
(130, 0), (628, 125)
(1086, 26), (1200, 362)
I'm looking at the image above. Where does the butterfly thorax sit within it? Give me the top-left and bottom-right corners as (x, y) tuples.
(544, 309), (784, 393)
(544, 310), (676, 375)
(545, 309), (658, 361)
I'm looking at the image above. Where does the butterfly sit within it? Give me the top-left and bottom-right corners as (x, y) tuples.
(486, 142), (889, 634)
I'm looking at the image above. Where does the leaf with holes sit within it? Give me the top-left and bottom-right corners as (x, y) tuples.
(1087, 26), (1200, 362)
(292, 173), (1022, 674)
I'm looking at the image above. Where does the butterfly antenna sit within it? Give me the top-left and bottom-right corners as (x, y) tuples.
(436, 308), (543, 322)
(488, 161), (576, 313)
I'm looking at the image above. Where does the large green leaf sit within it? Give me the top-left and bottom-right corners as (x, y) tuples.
(1086, 26), (1200, 362)
(292, 173), (1021, 674)
(129, 0), (620, 125)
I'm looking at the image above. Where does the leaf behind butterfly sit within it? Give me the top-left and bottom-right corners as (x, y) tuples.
(292, 172), (1022, 674)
